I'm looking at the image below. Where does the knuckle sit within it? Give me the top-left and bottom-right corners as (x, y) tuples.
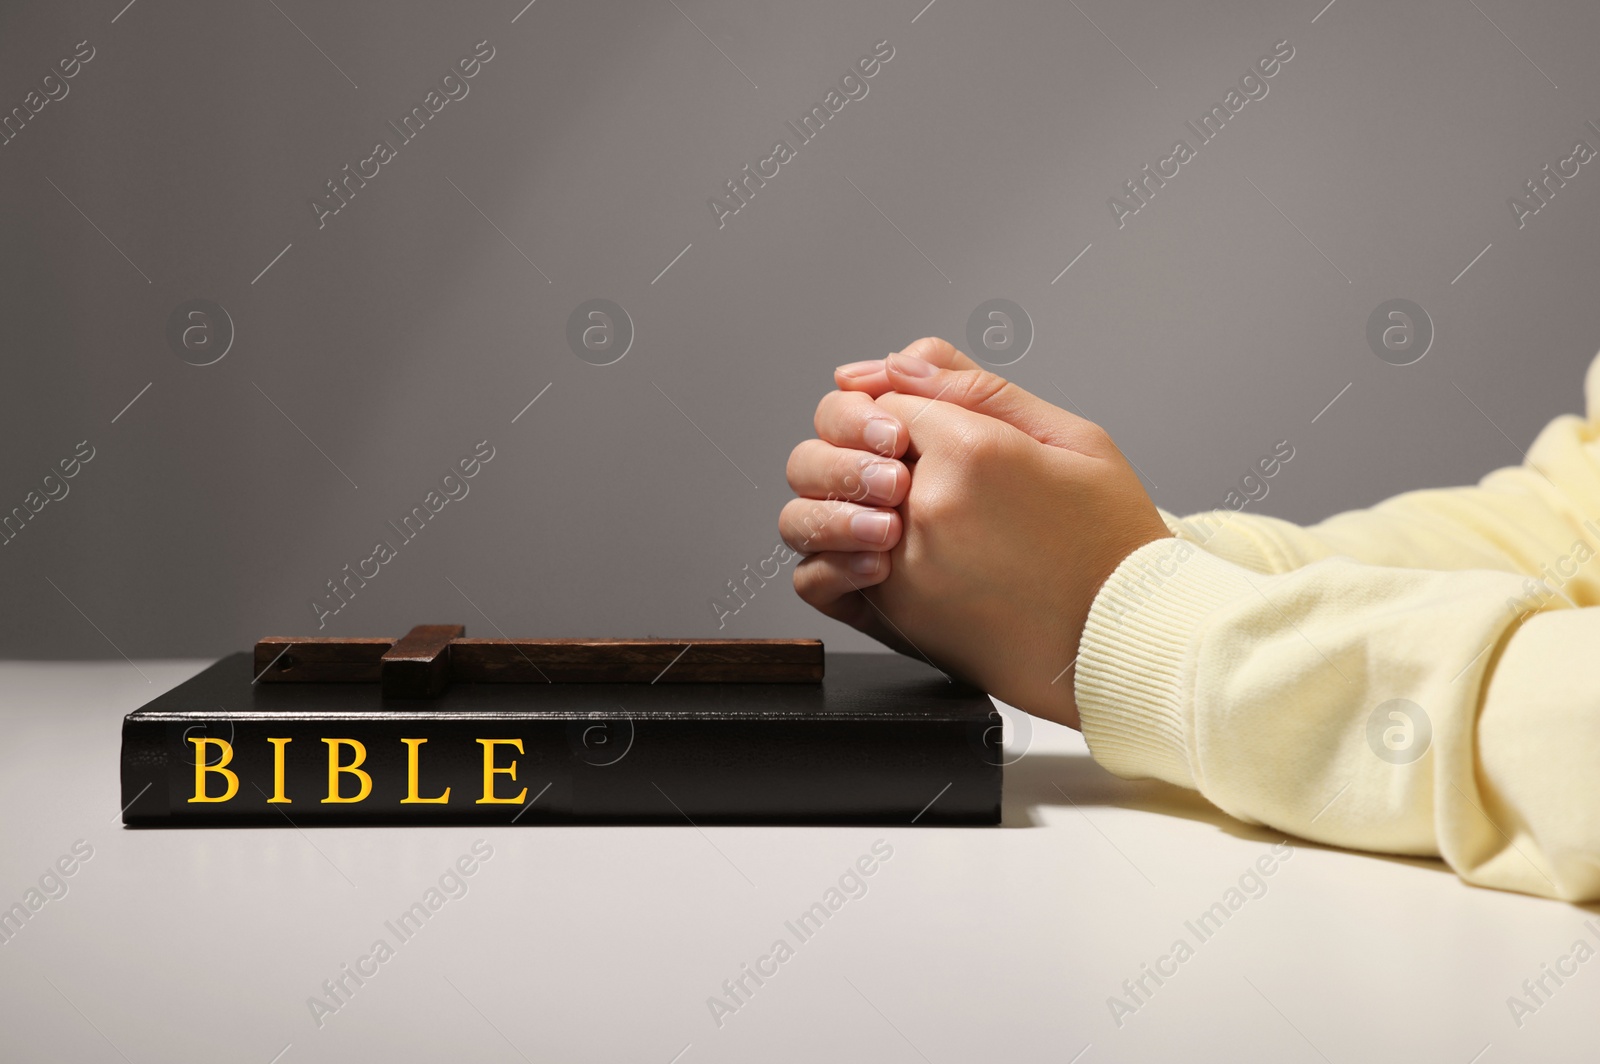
(784, 441), (813, 492)
(968, 431), (1005, 467)
(1081, 421), (1114, 453)
(945, 418), (992, 466)
(781, 498), (824, 547)
(818, 390), (872, 444)
(776, 501), (802, 546)
(794, 571), (834, 609)
(813, 390), (842, 436)
(916, 484), (958, 526)
(796, 498), (842, 550)
(956, 371), (1012, 410)
(836, 452), (875, 502)
(869, 393), (912, 426)
(792, 557), (823, 602)
(937, 422), (1018, 492)
(911, 494), (970, 564)
(794, 553), (852, 606)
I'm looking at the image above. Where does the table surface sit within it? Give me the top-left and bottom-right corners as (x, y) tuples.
(1, 660), (1594, 1064)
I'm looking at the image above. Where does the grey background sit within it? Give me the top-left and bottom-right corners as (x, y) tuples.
(3, 0), (1599, 658)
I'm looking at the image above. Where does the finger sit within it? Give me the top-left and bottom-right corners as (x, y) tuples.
(871, 391), (1029, 465)
(793, 552), (908, 653)
(882, 348), (1111, 456)
(785, 439), (908, 506)
(779, 497), (901, 554)
(833, 357), (890, 394)
(834, 336), (984, 396)
(792, 550), (891, 614)
(813, 389), (907, 458)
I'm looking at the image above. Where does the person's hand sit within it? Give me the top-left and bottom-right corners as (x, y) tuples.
(788, 337), (1172, 728)
(778, 378), (922, 658)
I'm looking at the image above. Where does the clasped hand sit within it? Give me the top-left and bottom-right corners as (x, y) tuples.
(778, 337), (1171, 729)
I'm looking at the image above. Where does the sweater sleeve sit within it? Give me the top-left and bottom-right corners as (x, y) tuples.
(1075, 541), (1600, 900)
(1075, 353), (1600, 900)
(1154, 424), (1600, 583)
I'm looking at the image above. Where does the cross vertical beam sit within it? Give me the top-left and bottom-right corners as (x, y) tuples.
(381, 624), (466, 698)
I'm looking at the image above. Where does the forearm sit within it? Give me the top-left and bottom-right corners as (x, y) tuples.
(1076, 538), (1600, 901)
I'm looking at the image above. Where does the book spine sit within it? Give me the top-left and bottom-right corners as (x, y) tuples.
(120, 714), (1000, 826)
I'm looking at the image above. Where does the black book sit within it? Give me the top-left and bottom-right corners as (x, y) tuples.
(119, 652), (1002, 826)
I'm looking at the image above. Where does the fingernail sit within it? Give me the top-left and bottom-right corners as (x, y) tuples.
(850, 552), (882, 575)
(850, 511), (894, 545)
(836, 359), (883, 378)
(860, 461), (898, 499)
(889, 352), (937, 377)
(863, 419), (899, 456)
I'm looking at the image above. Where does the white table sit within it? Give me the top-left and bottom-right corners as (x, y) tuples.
(0, 660), (1592, 1063)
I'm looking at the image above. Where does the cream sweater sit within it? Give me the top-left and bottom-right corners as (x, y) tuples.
(1076, 355), (1600, 902)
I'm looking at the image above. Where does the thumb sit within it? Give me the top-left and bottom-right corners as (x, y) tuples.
(835, 336), (985, 396)
(883, 344), (1109, 456)
(871, 391), (1021, 464)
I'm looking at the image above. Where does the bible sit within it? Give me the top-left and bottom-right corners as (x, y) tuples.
(119, 627), (1003, 826)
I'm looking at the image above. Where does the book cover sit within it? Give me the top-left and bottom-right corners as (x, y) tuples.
(120, 652), (1003, 825)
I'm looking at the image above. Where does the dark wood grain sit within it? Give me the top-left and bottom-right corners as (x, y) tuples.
(380, 624), (466, 698)
(449, 639), (824, 683)
(253, 637), (392, 682)
(254, 636), (823, 685)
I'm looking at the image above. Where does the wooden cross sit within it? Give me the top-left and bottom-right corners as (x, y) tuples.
(254, 625), (823, 698)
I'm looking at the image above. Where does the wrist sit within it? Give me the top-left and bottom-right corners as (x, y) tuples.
(1073, 537), (1256, 787)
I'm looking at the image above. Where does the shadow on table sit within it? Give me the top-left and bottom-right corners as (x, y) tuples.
(1003, 749), (1457, 884)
